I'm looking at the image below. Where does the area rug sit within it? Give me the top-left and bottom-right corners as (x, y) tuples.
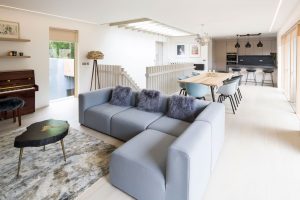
(0, 127), (116, 200)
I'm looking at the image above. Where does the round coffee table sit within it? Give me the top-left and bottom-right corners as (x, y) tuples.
(14, 119), (69, 176)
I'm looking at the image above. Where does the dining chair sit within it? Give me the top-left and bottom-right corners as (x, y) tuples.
(217, 79), (238, 114)
(185, 82), (209, 100)
(230, 75), (243, 101)
(178, 75), (189, 96)
(192, 71), (200, 76)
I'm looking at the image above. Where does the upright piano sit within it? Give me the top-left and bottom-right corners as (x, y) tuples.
(0, 70), (39, 117)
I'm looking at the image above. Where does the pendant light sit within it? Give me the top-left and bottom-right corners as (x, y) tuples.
(257, 41), (263, 47)
(195, 24), (211, 46)
(257, 33), (263, 47)
(245, 34), (251, 48)
(235, 35), (240, 48)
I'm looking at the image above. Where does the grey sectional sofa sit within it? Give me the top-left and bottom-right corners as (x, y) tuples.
(79, 87), (225, 200)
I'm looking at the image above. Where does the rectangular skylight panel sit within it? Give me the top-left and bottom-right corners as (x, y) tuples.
(110, 19), (191, 36)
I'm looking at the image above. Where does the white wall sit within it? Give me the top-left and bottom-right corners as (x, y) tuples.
(277, 2), (300, 89)
(0, 7), (165, 108)
(163, 36), (210, 70)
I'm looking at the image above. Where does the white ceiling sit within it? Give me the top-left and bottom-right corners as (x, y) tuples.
(0, 0), (299, 37)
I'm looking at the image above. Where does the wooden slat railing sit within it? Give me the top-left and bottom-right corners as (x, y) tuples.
(98, 64), (140, 91)
(146, 63), (195, 95)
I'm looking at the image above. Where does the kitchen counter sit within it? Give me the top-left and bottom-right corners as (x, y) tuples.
(225, 65), (277, 86)
(226, 65), (275, 71)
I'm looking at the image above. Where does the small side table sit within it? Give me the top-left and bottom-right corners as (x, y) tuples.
(0, 97), (25, 126)
(14, 119), (69, 177)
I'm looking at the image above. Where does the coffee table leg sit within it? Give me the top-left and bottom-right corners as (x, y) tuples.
(13, 110), (16, 123)
(60, 139), (66, 162)
(17, 108), (21, 126)
(17, 148), (24, 177)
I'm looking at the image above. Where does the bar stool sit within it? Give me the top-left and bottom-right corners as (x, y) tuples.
(245, 69), (257, 85)
(262, 69), (274, 87)
(232, 68), (241, 75)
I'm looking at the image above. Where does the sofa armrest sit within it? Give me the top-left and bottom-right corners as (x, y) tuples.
(195, 102), (225, 170)
(166, 121), (211, 200)
(78, 87), (113, 124)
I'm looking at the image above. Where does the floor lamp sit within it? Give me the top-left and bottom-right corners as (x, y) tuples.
(87, 51), (104, 91)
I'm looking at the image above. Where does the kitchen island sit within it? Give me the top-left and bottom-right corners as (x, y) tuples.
(226, 65), (277, 86)
(227, 64), (275, 71)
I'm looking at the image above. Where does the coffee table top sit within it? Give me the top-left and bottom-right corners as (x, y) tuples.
(14, 119), (69, 148)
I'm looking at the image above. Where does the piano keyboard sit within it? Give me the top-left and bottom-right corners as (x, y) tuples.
(0, 87), (36, 94)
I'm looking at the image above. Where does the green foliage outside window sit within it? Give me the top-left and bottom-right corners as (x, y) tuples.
(49, 41), (75, 59)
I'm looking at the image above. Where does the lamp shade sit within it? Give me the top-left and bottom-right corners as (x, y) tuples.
(87, 51), (104, 60)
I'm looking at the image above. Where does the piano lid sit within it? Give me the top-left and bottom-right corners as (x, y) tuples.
(0, 69), (38, 92)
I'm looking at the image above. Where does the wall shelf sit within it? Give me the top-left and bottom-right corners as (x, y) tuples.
(0, 38), (31, 42)
(0, 56), (31, 58)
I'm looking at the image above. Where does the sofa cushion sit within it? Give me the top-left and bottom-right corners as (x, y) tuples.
(110, 129), (176, 200)
(111, 108), (164, 141)
(137, 89), (160, 112)
(148, 116), (190, 137)
(84, 103), (131, 134)
(110, 85), (132, 106)
(167, 95), (196, 122)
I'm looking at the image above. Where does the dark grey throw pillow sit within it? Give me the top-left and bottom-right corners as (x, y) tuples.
(167, 95), (196, 122)
(110, 86), (132, 106)
(137, 89), (161, 112)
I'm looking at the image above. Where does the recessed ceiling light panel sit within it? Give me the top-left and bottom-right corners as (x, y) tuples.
(109, 18), (192, 37)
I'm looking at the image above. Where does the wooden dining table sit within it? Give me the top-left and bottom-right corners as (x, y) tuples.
(178, 72), (233, 102)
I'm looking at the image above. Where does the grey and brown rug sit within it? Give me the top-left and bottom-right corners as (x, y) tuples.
(0, 127), (116, 200)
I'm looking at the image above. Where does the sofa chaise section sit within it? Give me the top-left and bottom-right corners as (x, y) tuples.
(110, 121), (212, 200)
(195, 102), (225, 170)
(110, 129), (176, 200)
(166, 121), (212, 200)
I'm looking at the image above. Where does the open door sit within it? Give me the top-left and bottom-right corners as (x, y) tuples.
(49, 28), (78, 101)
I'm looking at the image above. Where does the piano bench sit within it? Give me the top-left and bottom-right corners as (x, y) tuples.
(0, 97), (25, 126)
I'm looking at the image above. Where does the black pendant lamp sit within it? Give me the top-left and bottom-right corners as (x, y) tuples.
(257, 40), (263, 48)
(245, 42), (251, 48)
(235, 35), (240, 48)
(245, 34), (251, 48)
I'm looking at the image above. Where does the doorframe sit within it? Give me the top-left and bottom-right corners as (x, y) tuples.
(49, 27), (79, 98)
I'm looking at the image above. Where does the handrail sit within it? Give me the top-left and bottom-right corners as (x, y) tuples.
(146, 63), (195, 94)
(98, 64), (140, 91)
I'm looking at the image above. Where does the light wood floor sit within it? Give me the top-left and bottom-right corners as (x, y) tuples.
(1, 85), (300, 200)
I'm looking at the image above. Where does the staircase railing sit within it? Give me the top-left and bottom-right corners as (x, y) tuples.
(145, 63), (195, 94)
(98, 64), (140, 91)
